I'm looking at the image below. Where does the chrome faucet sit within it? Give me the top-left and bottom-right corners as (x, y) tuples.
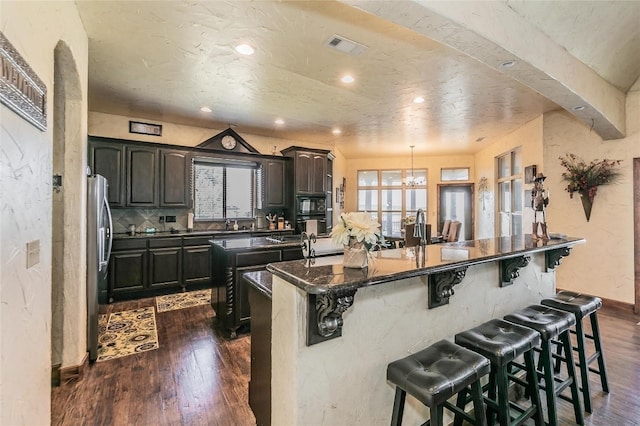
(413, 208), (427, 246)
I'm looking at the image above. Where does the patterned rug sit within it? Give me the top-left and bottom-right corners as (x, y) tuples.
(97, 307), (159, 362)
(156, 289), (212, 313)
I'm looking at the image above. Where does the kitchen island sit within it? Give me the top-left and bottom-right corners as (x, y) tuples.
(258, 235), (584, 425)
(210, 235), (305, 337)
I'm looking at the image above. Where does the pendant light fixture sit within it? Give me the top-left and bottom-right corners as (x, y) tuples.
(405, 145), (425, 187)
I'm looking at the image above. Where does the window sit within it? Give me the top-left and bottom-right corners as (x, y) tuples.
(357, 169), (427, 236)
(497, 149), (523, 237)
(441, 167), (470, 182)
(193, 159), (259, 220)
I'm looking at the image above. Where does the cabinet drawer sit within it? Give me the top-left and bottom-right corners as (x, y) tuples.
(236, 250), (281, 267)
(183, 235), (214, 246)
(112, 238), (147, 251)
(148, 237), (182, 248)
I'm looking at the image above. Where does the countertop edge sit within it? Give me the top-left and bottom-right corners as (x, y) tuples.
(267, 236), (585, 295)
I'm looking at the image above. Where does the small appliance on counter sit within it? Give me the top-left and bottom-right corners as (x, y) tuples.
(254, 208), (268, 229)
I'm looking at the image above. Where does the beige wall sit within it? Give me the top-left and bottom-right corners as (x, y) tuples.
(543, 87), (639, 304)
(474, 117), (545, 238)
(0, 1), (88, 424)
(346, 154), (475, 235)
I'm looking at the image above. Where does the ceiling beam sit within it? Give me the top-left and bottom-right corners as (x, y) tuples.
(342, 0), (625, 140)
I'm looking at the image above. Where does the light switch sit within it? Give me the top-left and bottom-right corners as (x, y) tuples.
(26, 240), (40, 268)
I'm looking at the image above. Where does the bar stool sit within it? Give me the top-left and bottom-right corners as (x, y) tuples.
(386, 339), (490, 426)
(455, 319), (544, 426)
(504, 305), (584, 426)
(541, 291), (609, 413)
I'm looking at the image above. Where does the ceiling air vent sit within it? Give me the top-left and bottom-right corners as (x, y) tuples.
(325, 34), (367, 56)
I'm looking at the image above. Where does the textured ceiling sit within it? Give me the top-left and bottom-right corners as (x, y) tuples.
(76, 0), (640, 158)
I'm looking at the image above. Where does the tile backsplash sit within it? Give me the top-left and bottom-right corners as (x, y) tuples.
(111, 208), (256, 234)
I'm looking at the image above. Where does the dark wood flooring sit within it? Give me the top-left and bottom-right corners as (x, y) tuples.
(51, 299), (640, 425)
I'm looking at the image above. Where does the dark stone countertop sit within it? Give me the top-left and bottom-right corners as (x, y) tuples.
(243, 271), (273, 299)
(113, 228), (294, 240)
(210, 235), (304, 251)
(266, 235), (585, 295)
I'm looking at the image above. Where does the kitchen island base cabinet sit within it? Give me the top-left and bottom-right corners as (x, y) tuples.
(210, 238), (304, 339)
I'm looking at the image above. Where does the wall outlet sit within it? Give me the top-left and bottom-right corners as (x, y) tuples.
(166, 215), (176, 223)
(159, 216), (165, 223)
(26, 240), (40, 268)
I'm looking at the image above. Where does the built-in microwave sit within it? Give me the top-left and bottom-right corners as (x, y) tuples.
(297, 196), (326, 215)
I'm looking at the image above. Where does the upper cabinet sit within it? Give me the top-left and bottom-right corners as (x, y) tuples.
(281, 147), (330, 195)
(126, 145), (158, 207)
(89, 137), (192, 209)
(263, 158), (288, 209)
(159, 149), (192, 208)
(88, 138), (125, 207)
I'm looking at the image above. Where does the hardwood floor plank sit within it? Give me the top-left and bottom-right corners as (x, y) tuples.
(52, 300), (639, 425)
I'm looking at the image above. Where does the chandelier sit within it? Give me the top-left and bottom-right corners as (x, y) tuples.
(405, 145), (425, 187)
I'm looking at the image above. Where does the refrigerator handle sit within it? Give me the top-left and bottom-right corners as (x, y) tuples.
(102, 196), (113, 270)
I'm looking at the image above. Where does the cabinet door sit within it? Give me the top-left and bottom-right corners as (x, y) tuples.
(183, 245), (211, 287)
(89, 140), (125, 207)
(264, 159), (287, 208)
(126, 146), (158, 207)
(295, 152), (312, 193)
(235, 264), (268, 326)
(311, 154), (327, 194)
(148, 247), (182, 289)
(160, 149), (191, 208)
(109, 250), (148, 298)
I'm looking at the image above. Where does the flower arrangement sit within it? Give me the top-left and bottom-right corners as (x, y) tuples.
(559, 153), (622, 202)
(330, 212), (381, 249)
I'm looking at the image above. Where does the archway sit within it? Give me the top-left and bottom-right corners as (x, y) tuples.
(52, 40), (86, 382)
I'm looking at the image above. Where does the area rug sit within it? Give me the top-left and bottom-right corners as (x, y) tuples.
(97, 307), (159, 362)
(156, 289), (211, 313)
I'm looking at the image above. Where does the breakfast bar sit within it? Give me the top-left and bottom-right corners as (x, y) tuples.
(255, 235), (584, 425)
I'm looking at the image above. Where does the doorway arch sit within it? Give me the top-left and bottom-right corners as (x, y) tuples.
(52, 40), (86, 377)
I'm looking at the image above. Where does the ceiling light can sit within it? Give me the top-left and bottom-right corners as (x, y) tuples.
(235, 44), (255, 55)
(341, 75), (354, 84)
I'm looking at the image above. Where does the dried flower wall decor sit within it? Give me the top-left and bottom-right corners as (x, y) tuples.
(559, 154), (622, 221)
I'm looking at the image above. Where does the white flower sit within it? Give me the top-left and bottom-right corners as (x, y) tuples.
(330, 212), (381, 248)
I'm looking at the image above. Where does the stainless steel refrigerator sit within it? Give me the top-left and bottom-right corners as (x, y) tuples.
(87, 174), (113, 362)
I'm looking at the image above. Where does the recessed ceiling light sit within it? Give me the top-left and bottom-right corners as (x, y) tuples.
(274, 118), (285, 125)
(341, 75), (355, 84)
(200, 106), (212, 113)
(572, 105), (586, 111)
(413, 96), (425, 104)
(332, 128), (342, 135)
(235, 44), (255, 55)
(500, 60), (517, 69)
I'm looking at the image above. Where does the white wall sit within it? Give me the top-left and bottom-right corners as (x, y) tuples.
(0, 1), (88, 424)
(543, 86), (639, 304)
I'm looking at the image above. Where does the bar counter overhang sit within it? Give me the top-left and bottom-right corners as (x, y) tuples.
(263, 235), (584, 425)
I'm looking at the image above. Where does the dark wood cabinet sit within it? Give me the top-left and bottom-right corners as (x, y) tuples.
(126, 145), (158, 207)
(109, 239), (148, 301)
(88, 138), (125, 207)
(281, 146), (330, 195)
(311, 153), (327, 194)
(148, 237), (182, 290)
(212, 243), (303, 338)
(183, 235), (213, 287)
(263, 158), (288, 209)
(160, 149), (191, 208)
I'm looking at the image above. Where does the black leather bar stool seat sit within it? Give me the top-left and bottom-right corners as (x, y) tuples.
(387, 339), (490, 426)
(504, 305), (584, 426)
(541, 291), (609, 413)
(455, 319), (544, 426)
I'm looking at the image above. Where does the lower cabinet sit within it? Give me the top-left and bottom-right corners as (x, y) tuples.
(109, 236), (212, 302)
